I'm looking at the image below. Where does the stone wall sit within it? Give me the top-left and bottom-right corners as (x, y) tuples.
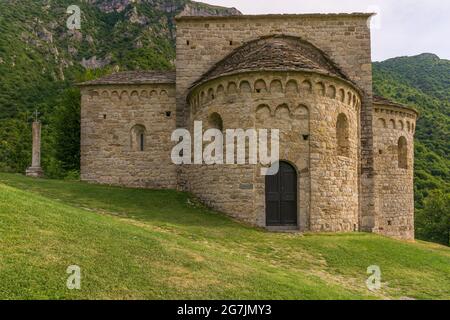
(76, 14), (419, 240)
(175, 13), (375, 231)
(185, 71), (361, 231)
(80, 84), (177, 188)
(373, 103), (417, 239)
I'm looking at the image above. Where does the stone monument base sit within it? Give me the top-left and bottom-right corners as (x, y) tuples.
(26, 166), (44, 178)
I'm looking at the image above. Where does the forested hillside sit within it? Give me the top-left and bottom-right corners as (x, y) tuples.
(0, 1), (448, 244)
(0, 0), (239, 175)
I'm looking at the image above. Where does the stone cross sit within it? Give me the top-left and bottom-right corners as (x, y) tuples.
(33, 109), (40, 122)
(26, 113), (44, 178)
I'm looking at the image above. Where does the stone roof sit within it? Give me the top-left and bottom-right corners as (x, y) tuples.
(176, 13), (375, 21)
(374, 96), (419, 116)
(78, 71), (176, 86)
(191, 35), (350, 89)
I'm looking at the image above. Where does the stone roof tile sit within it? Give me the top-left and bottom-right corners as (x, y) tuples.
(191, 35), (350, 89)
(78, 70), (176, 86)
(374, 96), (419, 116)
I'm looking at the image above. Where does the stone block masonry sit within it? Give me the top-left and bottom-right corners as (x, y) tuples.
(78, 13), (417, 241)
(79, 83), (177, 189)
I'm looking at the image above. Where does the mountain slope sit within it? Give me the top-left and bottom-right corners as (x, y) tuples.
(374, 53), (450, 102)
(0, 0), (239, 174)
(0, 173), (449, 299)
(0, 0), (240, 118)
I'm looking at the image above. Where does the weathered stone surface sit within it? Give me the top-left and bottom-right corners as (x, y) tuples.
(79, 83), (177, 189)
(26, 121), (44, 178)
(372, 98), (418, 240)
(184, 71), (360, 231)
(80, 71), (176, 86)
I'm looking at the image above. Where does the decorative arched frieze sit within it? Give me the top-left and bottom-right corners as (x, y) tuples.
(338, 88), (345, 103)
(315, 82), (325, 96)
(286, 80), (299, 95)
(130, 90), (139, 101)
(101, 90), (109, 99)
(227, 82), (238, 94)
(239, 80), (252, 94)
(121, 91), (129, 100)
(216, 84), (225, 97)
(254, 79), (267, 93)
(270, 79), (283, 94)
(388, 119), (396, 129)
(301, 80), (312, 93)
(377, 118), (386, 128)
(140, 90), (148, 99)
(207, 88), (215, 101)
(327, 85), (336, 99)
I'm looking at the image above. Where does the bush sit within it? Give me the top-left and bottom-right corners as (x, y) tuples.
(415, 190), (450, 246)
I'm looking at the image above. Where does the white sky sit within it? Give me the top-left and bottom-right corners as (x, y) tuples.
(195, 0), (450, 61)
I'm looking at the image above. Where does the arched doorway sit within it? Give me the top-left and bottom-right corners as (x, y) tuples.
(265, 161), (298, 226)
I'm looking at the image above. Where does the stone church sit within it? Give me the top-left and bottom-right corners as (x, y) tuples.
(78, 13), (418, 240)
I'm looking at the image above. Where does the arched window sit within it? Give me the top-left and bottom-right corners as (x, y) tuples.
(208, 112), (223, 132)
(398, 136), (408, 169)
(336, 113), (350, 157)
(131, 124), (146, 152)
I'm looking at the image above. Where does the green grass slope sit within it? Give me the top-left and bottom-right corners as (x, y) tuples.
(0, 173), (449, 300)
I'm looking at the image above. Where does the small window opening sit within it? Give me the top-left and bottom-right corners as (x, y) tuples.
(103, 114), (107, 119)
(140, 133), (144, 152)
(336, 113), (350, 157)
(131, 124), (146, 152)
(398, 136), (408, 169)
(165, 111), (172, 117)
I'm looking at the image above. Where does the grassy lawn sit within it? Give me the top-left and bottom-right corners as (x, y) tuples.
(0, 173), (449, 300)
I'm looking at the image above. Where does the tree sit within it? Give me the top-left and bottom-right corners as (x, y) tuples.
(53, 88), (81, 172)
(416, 190), (450, 246)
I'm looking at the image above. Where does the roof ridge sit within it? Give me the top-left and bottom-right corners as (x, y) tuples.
(78, 70), (176, 86)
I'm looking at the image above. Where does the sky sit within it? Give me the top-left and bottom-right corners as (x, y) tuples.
(195, 0), (450, 61)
